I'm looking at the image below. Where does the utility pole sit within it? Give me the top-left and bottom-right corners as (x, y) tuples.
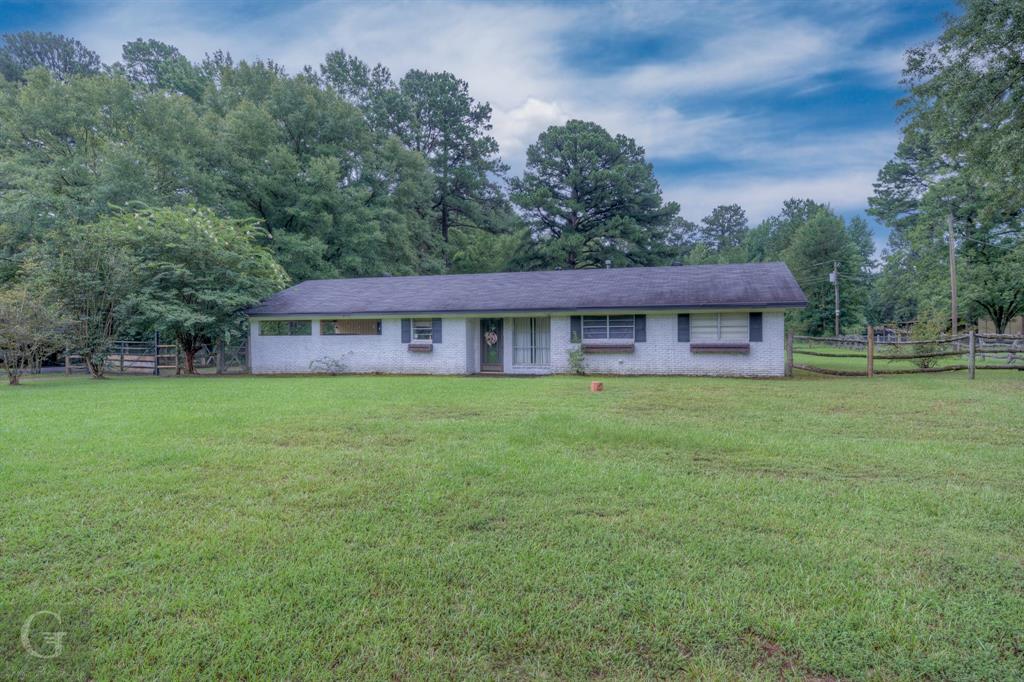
(948, 213), (958, 337)
(830, 261), (840, 336)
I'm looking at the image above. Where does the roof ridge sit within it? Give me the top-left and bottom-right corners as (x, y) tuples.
(296, 261), (787, 285)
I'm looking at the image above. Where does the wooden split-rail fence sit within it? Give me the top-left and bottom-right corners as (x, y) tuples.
(64, 335), (249, 376)
(785, 326), (1023, 379)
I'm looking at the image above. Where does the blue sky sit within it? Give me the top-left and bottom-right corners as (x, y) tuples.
(1, 0), (958, 250)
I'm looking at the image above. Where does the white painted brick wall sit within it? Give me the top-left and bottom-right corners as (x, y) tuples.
(546, 311), (786, 377)
(249, 310), (787, 377)
(250, 317), (469, 375)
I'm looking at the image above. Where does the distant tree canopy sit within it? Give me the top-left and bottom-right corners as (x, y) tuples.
(869, 0), (1024, 332)
(4, 8), (1017, 346)
(119, 38), (208, 100)
(0, 31), (885, 339)
(0, 31), (101, 82)
(700, 204), (749, 255)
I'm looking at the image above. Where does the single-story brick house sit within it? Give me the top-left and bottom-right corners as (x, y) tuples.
(246, 262), (806, 377)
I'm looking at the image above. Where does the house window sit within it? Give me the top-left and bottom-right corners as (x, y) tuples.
(582, 315), (635, 340)
(691, 313), (748, 342)
(513, 317), (550, 366)
(412, 319), (433, 342)
(320, 319), (381, 336)
(259, 320), (312, 336)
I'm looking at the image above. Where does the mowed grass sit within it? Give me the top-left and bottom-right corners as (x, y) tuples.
(1, 371), (1022, 680)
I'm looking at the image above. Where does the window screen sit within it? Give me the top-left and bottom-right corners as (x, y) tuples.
(412, 319), (433, 341)
(259, 320), (312, 336)
(582, 315), (635, 340)
(320, 319), (381, 336)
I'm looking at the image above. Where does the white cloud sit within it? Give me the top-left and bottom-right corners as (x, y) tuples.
(491, 98), (568, 160)
(618, 21), (841, 97)
(666, 168), (880, 224)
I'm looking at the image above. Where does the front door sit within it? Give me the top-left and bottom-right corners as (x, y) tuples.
(480, 318), (503, 372)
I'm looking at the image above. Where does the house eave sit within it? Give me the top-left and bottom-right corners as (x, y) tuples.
(245, 301), (807, 318)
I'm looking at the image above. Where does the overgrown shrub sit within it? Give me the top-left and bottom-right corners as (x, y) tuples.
(568, 347), (586, 375)
(902, 311), (948, 369)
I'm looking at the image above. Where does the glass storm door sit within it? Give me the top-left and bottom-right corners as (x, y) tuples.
(480, 319), (503, 372)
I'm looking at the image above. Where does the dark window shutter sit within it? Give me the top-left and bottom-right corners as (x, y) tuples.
(749, 312), (762, 342)
(677, 314), (690, 342)
(570, 316), (582, 342)
(401, 318), (411, 343)
(634, 315), (646, 342)
(376, 320), (382, 335)
(431, 318), (442, 344)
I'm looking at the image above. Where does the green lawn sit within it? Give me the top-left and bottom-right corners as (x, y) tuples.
(2, 371), (1022, 680)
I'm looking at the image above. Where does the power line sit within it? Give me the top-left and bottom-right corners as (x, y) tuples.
(960, 235), (1021, 250)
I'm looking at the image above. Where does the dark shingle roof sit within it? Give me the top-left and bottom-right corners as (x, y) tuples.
(246, 262), (807, 316)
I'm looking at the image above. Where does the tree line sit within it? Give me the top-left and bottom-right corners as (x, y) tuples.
(867, 0), (1023, 336)
(1, 0), (1021, 382)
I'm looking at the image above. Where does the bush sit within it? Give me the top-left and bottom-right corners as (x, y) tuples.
(309, 356), (348, 375)
(568, 347), (586, 375)
(902, 312), (948, 369)
(0, 284), (66, 385)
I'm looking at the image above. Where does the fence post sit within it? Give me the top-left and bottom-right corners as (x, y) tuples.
(968, 330), (976, 380)
(785, 330), (794, 377)
(153, 332), (160, 376)
(64, 346), (71, 376)
(216, 338), (225, 375)
(119, 341), (125, 374)
(866, 325), (874, 378)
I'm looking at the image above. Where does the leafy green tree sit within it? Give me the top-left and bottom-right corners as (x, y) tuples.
(447, 228), (521, 274)
(0, 31), (101, 82)
(700, 204), (748, 254)
(32, 223), (139, 378)
(320, 49), (404, 130)
(0, 69), (213, 254)
(960, 242), (1024, 333)
(207, 61), (442, 279)
(112, 206), (288, 374)
(902, 0), (1024, 214)
(664, 217), (700, 264)
(510, 120), (679, 270)
(120, 38), (208, 100)
(743, 198), (829, 263)
(847, 217), (877, 268)
(322, 55), (514, 257)
(396, 70), (511, 250)
(682, 242), (716, 266)
(0, 282), (66, 385)
(869, 0), (1024, 332)
(0, 58), (446, 282)
(782, 207), (871, 335)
